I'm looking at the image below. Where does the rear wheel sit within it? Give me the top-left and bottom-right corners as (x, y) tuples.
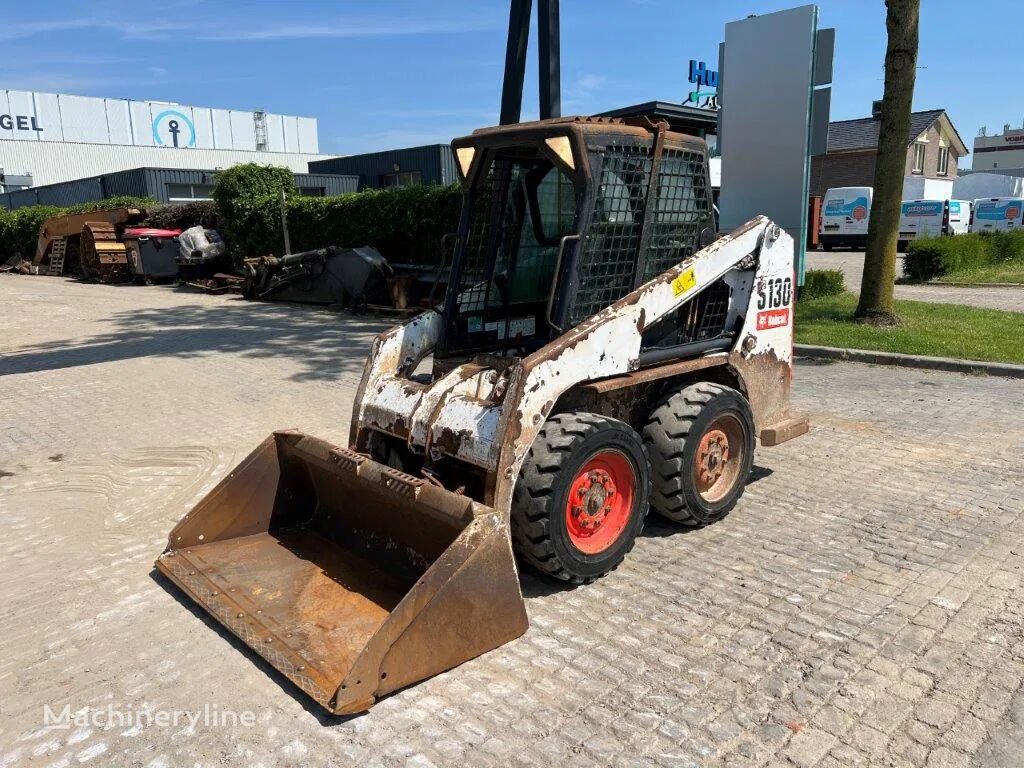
(643, 383), (755, 527)
(511, 413), (649, 583)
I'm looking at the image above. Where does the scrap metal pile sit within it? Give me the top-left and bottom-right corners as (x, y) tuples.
(0, 208), (429, 312)
(241, 246), (393, 310)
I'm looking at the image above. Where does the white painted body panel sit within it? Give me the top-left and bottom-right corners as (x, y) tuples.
(353, 218), (798, 504)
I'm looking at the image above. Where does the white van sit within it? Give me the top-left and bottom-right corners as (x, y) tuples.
(819, 186), (872, 250)
(970, 197), (1024, 233)
(897, 199), (971, 248)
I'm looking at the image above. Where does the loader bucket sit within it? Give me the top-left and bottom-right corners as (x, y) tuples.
(155, 430), (528, 715)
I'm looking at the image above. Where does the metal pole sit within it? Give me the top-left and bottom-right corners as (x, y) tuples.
(280, 190), (291, 255)
(538, 0), (561, 120)
(500, 0), (533, 125)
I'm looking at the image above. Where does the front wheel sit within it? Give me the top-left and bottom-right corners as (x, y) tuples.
(643, 383), (755, 527)
(511, 413), (650, 584)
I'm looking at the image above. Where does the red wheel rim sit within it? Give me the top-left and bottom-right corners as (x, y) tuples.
(564, 450), (636, 555)
(692, 414), (745, 503)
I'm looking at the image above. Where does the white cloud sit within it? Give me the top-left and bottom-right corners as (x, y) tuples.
(575, 74), (609, 94)
(0, 15), (500, 43)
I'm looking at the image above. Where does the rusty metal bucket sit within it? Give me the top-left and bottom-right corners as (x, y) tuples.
(155, 431), (528, 715)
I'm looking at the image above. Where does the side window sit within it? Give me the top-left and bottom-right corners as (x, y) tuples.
(642, 148), (711, 281)
(912, 143), (925, 173)
(568, 144), (650, 325)
(508, 165), (576, 303)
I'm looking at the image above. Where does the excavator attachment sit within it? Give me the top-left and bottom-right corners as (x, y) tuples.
(155, 431), (528, 715)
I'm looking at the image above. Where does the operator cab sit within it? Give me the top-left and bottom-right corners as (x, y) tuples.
(438, 117), (717, 364)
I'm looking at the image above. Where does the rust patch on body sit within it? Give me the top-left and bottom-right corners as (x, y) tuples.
(728, 349), (793, 433)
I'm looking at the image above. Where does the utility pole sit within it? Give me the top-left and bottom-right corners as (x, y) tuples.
(856, 0), (920, 324)
(280, 190), (291, 256)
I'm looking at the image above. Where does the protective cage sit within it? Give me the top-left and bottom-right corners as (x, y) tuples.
(441, 118), (715, 360)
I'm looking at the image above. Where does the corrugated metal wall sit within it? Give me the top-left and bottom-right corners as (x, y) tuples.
(438, 145), (458, 186)
(308, 145), (453, 190)
(1, 167), (359, 210)
(2, 177), (107, 209)
(105, 169), (149, 198)
(295, 173), (359, 196)
(0, 90), (319, 153)
(0, 139), (329, 187)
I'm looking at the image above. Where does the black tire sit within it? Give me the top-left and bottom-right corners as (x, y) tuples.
(642, 382), (755, 527)
(820, 241), (832, 252)
(511, 412), (650, 584)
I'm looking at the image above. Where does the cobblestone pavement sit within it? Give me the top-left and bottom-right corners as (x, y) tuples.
(805, 251), (1024, 313)
(2, 276), (1023, 768)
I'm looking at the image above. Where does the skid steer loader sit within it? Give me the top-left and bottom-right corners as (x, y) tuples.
(156, 117), (807, 715)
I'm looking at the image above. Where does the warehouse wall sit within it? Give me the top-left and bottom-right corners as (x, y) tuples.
(0, 139), (329, 186)
(309, 145), (455, 190)
(1, 168), (359, 210)
(0, 90), (319, 153)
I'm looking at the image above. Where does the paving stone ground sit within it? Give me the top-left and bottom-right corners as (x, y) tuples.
(805, 251), (1024, 313)
(1, 276), (1023, 768)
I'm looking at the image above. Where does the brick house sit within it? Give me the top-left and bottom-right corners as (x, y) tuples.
(810, 109), (968, 197)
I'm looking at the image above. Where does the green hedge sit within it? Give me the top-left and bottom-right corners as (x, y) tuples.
(227, 183), (463, 265)
(0, 196), (153, 261)
(212, 164), (296, 256)
(905, 230), (1024, 281)
(801, 269), (845, 299)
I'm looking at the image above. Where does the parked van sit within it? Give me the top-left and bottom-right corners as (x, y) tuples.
(897, 199), (971, 249)
(819, 186), (872, 250)
(970, 197), (1024, 233)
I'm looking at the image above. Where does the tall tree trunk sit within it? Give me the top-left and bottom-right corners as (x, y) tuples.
(856, 0), (920, 324)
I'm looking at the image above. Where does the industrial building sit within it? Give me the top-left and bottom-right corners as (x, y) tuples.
(309, 102), (720, 191)
(308, 144), (459, 190)
(0, 89), (330, 190)
(1, 167), (359, 210)
(598, 101), (719, 145)
(972, 121), (1024, 171)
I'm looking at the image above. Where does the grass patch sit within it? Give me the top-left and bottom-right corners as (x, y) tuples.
(931, 261), (1024, 284)
(795, 292), (1024, 364)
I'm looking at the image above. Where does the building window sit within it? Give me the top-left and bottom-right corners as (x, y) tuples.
(381, 170), (422, 188)
(911, 143), (925, 174)
(166, 183), (214, 202)
(937, 145), (949, 176)
(297, 186), (325, 197)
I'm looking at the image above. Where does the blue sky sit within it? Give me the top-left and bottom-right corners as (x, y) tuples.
(1, 1), (1018, 157)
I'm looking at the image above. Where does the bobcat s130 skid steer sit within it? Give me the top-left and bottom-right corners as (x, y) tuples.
(156, 116), (808, 714)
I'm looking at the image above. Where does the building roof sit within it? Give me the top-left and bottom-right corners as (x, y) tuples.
(827, 109), (968, 156)
(598, 101), (718, 136)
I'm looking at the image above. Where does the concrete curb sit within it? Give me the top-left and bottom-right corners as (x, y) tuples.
(795, 344), (1024, 379)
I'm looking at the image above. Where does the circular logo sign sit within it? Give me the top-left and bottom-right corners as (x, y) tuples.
(1005, 206), (1020, 221)
(152, 109), (196, 148)
(852, 205), (867, 221)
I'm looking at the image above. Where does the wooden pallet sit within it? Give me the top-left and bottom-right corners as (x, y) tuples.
(48, 237), (67, 276)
